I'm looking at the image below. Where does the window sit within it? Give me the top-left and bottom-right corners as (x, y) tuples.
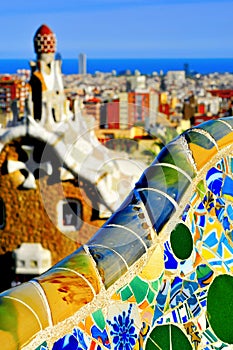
(57, 199), (82, 232)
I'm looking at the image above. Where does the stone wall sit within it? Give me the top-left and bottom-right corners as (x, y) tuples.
(0, 140), (105, 291)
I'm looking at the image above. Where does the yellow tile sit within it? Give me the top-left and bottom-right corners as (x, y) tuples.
(0, 330), (16, 350)
(37, 268), (96, 324)
(0, 294), (42, 349)
(8, 282), (50, 329)
(54, 247), (101, 294)
(188, 143), (217, 170)
(216, 132), (233, 149)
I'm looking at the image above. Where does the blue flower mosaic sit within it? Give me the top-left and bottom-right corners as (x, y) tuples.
(107, 304), (137, 350)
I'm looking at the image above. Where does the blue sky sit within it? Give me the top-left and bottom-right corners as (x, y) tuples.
(0, 0), (233, 59)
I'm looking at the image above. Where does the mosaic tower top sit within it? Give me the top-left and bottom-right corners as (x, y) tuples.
(33, 24), (56, 55)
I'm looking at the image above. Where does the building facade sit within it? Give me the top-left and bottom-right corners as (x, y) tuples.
(78, 53), (87, 74)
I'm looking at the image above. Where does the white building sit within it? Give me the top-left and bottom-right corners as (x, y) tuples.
(166, 70), (186, 86)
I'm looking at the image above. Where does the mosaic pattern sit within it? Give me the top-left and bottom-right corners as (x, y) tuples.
(1, 117), (233, 349)
(33, 24), (56, 54)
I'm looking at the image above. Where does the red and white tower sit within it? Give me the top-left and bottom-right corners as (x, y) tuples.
(33, 24), (56, 57)
(29, 24), (72, 125)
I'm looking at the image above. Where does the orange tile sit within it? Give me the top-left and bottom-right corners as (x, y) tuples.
(36, 268), (97, 324)
(188, 143), (217, 170)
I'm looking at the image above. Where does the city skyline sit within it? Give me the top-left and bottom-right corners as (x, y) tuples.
(0, 0), (233, 59)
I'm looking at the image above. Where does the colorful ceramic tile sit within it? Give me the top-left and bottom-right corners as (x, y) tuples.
(164, 241), (178, 272)
(207, 274), (233, 344)
(78, 309), (111, 349)
(219, 115), (233, 129)
(146, 324), (193, 350)
(216, 156), (232, 175)
(53, 246), (102, 293)
(35, 267), (97, 325)
(153, 137), (197, 178)
(97, 190), (154, 247)
(196, 264), (214, 288)
(2, 118), (233, 349)
(35, 341), (48, 350)
(206, 167), (224, 196)
(0, 290), (43, 349)
(184, 130), (218, 170)
(87, 190), (157, 288)
(135, 322), (151, 350)
(196, 119), (233, 149)
(183, 321), (202, 347)
(196, 180), (207, 200)
(130, 276), (156, 306)
(52, 328), (91, 350)
(87, 244), (128, 288)
(88, 225), (147, 269)
(139, 245), (164, 281)
(135, 164), (191, 204)
(138, 189), (177, 233)
(170, 223), (193, 260)
(4, 281), (50, 331)
(54, 247), (100, 278)
(222, 175), (233, 200)
(106, 302), (141, 350)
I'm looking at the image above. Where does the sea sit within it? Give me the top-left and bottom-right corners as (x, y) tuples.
(1, 58), (233, 75)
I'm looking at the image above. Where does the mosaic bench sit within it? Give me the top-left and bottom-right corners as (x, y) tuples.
(1, 117), (233, 350)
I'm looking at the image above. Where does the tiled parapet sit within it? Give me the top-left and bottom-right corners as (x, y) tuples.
(1, 117), (233, 349)
(196, 118), (233, 149)
(0, 281), (50, 349)
(87, 190), (153, 288)
(35, 247), (102, 325)
(0, 247), (102, 349)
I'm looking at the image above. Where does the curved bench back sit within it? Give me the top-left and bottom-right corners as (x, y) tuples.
(1, 117), (233, 349)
